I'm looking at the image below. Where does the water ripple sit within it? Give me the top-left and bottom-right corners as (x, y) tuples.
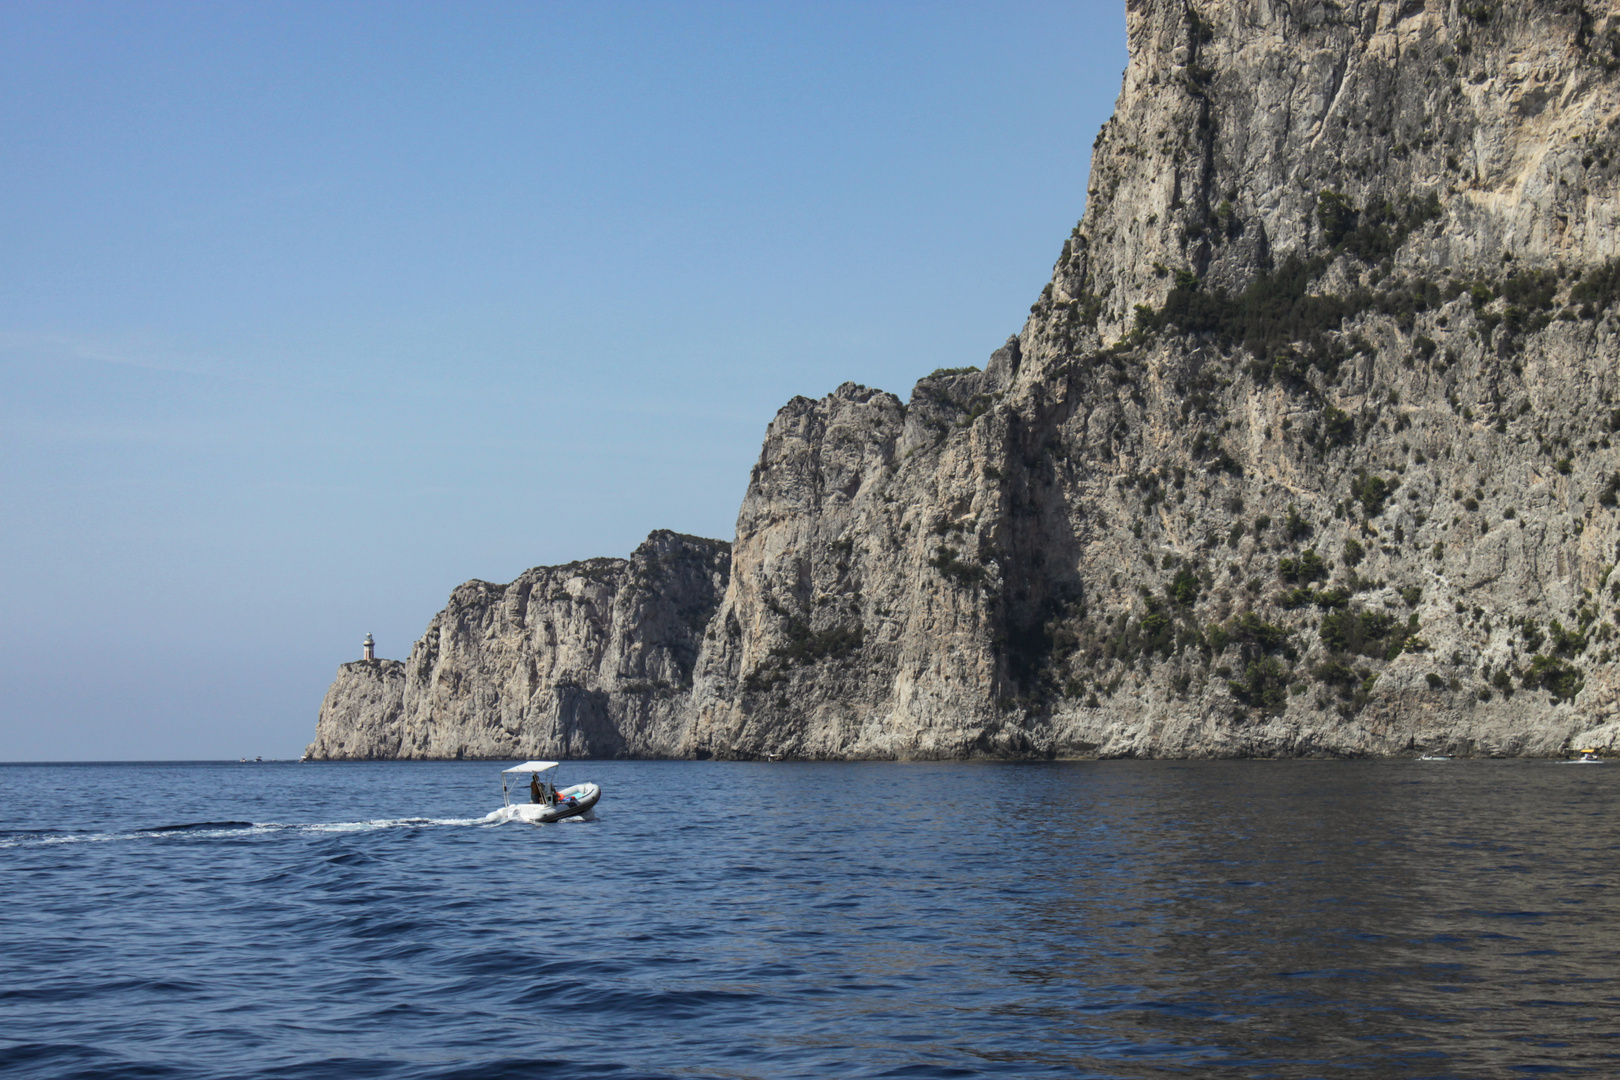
(2, 759), (1618, 1078)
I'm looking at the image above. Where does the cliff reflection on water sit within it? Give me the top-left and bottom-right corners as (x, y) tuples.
(1, 759), (1615, 1078)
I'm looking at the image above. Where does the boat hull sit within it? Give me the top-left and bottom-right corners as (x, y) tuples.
(484, 783), (601, 824)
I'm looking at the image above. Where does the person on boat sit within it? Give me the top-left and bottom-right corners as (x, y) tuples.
(530, 773), (544, 804)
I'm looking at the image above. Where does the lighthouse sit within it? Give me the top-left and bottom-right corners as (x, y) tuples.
(363, 633), (375, 662)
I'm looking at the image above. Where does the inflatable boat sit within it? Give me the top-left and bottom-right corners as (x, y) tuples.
(483, 761), (602, 823)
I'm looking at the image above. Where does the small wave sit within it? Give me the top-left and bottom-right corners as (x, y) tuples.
(0, 818), (487, 849)
(0, 1041), (168, 1077)
(143, 820), (258, 833)
(283, 817), (486, 832)
(482, 808), (598, 826)
(511, 979), (769, 1020)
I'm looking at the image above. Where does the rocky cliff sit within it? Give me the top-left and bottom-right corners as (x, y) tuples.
(309, 0), (1620, 760)
(308, 659), (406, 759)
(303, 531), (730, 759)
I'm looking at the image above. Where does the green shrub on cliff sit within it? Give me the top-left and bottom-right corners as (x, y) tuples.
(1278, 549), (1328, 584)
(1167, 566), (1201, 606)
(1229, 656), (1291, 714)
(772, 619), (865, 664)
(1227, 612), (1293, 655)
(1320, 608), (1402, 659)
(929, 545), (987, 587)
(1521, 655), (1583, 702)
(1315, 189), (1442, 262)
(1351, 471), (1398, 516)
(1571, 259), (1620, 315)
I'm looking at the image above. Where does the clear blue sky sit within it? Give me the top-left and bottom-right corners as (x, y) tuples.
(0, 0), (1126, 760)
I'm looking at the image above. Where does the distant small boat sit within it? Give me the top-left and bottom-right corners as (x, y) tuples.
(1418, 754), (1452, 761)
(1559, 748), (1604, 764)
(482, 761), (601, 824)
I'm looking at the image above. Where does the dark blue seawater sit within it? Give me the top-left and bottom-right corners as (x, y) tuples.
(2, 759), (1617, 1079)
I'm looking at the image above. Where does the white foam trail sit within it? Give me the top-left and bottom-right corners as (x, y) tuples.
(482, 808), (599, 826)
(0, 817), (490, 849)
(274, 818), (487, 832)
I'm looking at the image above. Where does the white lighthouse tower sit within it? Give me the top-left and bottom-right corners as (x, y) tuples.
(363, 633), (375, 662)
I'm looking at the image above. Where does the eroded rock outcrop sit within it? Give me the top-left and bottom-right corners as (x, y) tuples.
(306, 659), (406, 759)
(303, 531), (730, 759)
(310, 0), (1620, 760)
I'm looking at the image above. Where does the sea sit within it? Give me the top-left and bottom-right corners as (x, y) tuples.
(1, 759), (1616, 1079)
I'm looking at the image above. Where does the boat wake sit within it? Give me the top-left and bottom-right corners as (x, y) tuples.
(0, 817), (488, 849)
(484, 807), (599, 825)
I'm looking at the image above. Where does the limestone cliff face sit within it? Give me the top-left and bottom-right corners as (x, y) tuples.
(306, 660), (406, 759)
(685, 375), (1015, 758)
(684, 356), (1056, 759)
(302, 531), (730, 760)
(1068, 0), (1620, 344)
(688, 0), (1620, 759)
(310, 0), (1620, 760)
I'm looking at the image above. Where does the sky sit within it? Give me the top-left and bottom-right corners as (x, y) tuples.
(0, 0), (1127, 761)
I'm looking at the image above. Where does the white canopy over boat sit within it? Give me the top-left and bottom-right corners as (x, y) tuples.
(502, 761), (559, 774)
